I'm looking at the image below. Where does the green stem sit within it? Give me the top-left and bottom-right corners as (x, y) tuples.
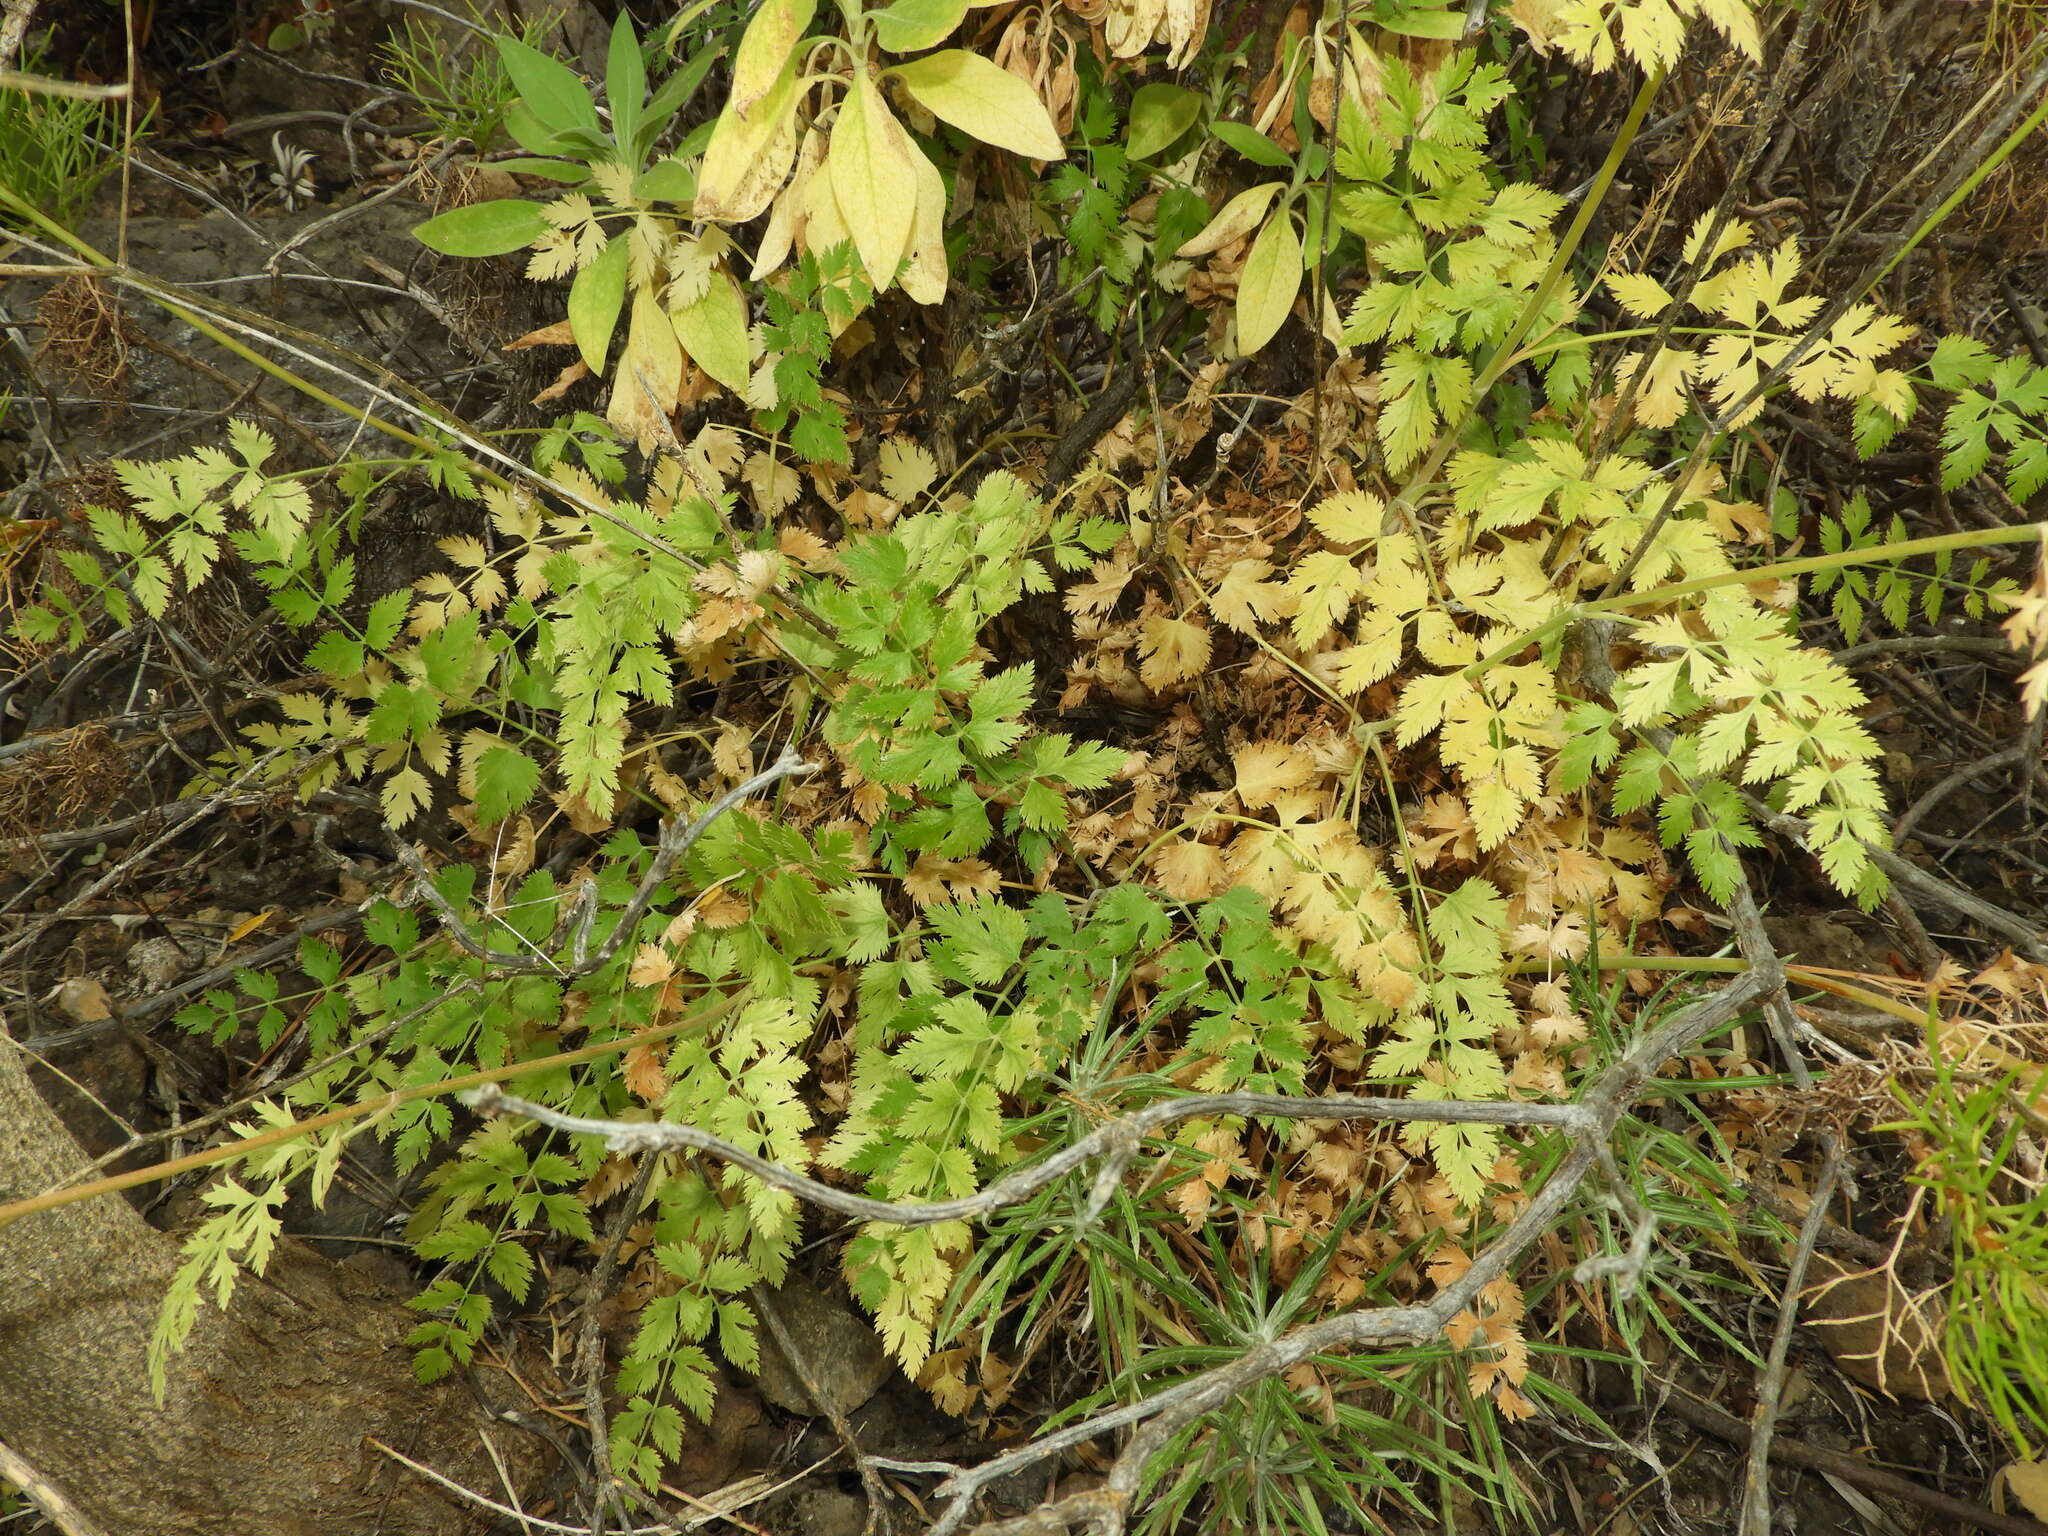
(1463, 520), (2047, 680)
(1871, 67), (2048, 289)
(0, 183), (486, 479)
(0, 997), (736, 1232)
(1395, 67), (1665, 507)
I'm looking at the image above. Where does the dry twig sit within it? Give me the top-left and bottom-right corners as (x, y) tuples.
(469, 966), (1782, 1535)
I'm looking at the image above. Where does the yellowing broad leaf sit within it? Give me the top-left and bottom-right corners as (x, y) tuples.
(1160, 0), (1210, 67)
(1175, 181), (1284, 259)
(830, 71), (921, 290)
(695, 0), (813, 221)
(1234, 740), (1314, 808)
(753, 126), (826, 279)
(1106, 0), (1166, 56)
(2004, 1463), (2048, 1523)
(900, 139), (950, 305)
(889, 50), (1064, 161)
(802, 146), (853, 266)
(731, 0), (813, 112)
(1236, 209), (1302, 357)
(608, 288), (685, 452)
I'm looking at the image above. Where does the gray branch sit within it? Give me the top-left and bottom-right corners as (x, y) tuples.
(401, 749), (818, 975)
(463, 961), (1780, 1535)
(460, 1083), (1596, 1229)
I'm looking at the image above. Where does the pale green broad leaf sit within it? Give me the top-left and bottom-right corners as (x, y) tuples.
(1125, 82), (1202, 160)
(887, 50), (1063, 161)
(1378, 3), (1467, 37)
(672, 273), (753, 392)
(869, 0), (970, 53)
(567, 233), (629, 373)
(632, 158), (695, 203)
(1211, 120), (1291, 168)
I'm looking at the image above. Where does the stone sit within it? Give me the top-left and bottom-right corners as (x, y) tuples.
(752, 1274), (892, 1418)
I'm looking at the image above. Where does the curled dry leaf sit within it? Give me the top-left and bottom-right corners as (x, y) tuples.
(504, 319), (577, 351)
(531, 358), (589, 405)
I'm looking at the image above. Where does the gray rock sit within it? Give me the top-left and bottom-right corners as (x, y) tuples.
(791, 1486), (867, 1536)
(752, 1275), (892, 1418)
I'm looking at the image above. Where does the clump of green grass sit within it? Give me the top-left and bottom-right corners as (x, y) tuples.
(0, 36), (126, 229)
(381, 4), (555, 153)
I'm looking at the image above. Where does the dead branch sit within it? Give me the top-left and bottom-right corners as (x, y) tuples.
(0, 1436), (110, 1536)
(466, 965), (1781, 1535)
(1664, 1389), (2048, 1536)
(399, 749), (817, 975)
(1740, 1136), (1844, 1536)
(461, 1084), (1598, 1230)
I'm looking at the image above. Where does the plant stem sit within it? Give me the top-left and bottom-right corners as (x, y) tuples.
(1462, 520), (2048, 681)
(0, 997), (735, 1233)
(1394, 67), (1666, 507)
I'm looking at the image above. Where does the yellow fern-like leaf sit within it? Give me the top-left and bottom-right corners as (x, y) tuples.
(1207, 558), (1297, 635)
(1786, 304), (1918, 403)
(1629, 346), (1697, 428)
(1330, 611), (1408, 692)
(1287, 550), (1365, 647)
(1137, 614), (1213, 690)
(1682, 212), (1754, 267)
(1305, 490), (1388, 544)
(1607, 270), (1676, 320)
(1553, 0), (1761, 72)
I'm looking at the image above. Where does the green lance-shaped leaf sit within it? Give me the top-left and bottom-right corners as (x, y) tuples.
(413, 199), (549, 257)
(495, 35), (602, 140)
(568, 233), (629, 373)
